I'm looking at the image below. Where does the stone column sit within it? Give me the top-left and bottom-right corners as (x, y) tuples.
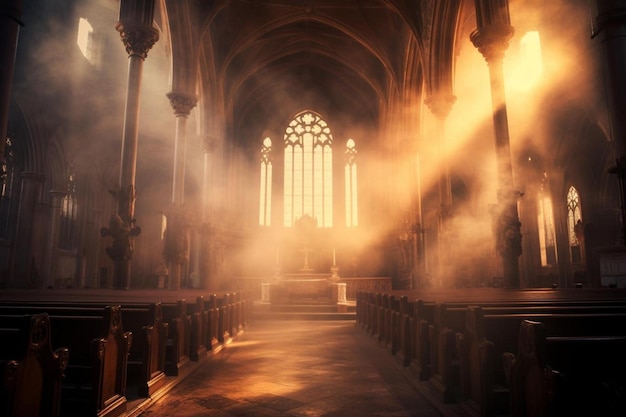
(425, 93), (456, 288)
(199, 136), (218, 289)
(164, 92), (197, 290)
(471, 0), (522, 288)
(0, 0), (23, 156)
(410, 150), (428, 287)
(596, 1), (626, 244)
(43, 190), (65, 288)
(105, 0), (158, 289)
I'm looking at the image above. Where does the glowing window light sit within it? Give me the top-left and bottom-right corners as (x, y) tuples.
(345, 139), (358, 227)
(77, 18), (95, 65)
(537, 193), (556, 267)
(283, 111), (333, 227)
(259, 137), (272, 226)
(507, 31), (543, 91)
(566, 186), (583, 263)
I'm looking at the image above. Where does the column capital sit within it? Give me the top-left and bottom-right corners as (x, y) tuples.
(166, 91), (198, 117)
(115, 22), (159, 60)
(470, 23), (514, 64)
(424, 94), (456, 120)
(203, 135), (219, 153)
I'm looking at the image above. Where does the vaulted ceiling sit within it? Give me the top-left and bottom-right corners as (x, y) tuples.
(160, 0), (471, 147)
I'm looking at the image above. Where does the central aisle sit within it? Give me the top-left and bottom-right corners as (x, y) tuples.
(138, 320), (443, 417)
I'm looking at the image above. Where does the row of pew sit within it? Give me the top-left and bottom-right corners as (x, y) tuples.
(0, 291), (251, 417)
(356, 290), (626, 417)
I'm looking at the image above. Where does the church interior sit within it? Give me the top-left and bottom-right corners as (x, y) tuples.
(1, 0), (626, 416)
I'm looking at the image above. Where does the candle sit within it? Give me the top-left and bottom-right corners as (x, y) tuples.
(333, 248), (336, 265)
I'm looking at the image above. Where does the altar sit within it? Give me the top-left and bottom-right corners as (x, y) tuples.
(271, 273), (335, 303)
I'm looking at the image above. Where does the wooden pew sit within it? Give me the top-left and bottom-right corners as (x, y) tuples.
(49, 306), (131, 417)
(0, 313), (68, 417)
(186, 296), (207, 361)
(203, 294), (220, 352)
(457, 306), (626, 417)
(122, 303), (168, 399)
(429, 303), (465, 403)
(510, 320), (626, 417)
(425, 300), (626, 406)
(0, 302), (168, 400)
(162, 300), (191, 376)
(216, 295), (231, 344)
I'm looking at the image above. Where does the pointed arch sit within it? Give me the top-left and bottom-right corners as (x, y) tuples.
(283, 111), (333, 227)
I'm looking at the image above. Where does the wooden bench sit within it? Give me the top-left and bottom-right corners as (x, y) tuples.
(39, 306), (131, 417)
(509, 319), (626, 417)
(0, 313), (68, 417)
(424, 301), (626, 405)
(0, 302), (168, 400)
(457, 307), (626, 417)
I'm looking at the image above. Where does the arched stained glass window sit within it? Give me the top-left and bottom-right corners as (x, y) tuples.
(283, 111), (333, 227)
(537, 176), (557, 267)
(259, 137), (272, 226)
(59, 169), (78, 251)
(345, 138), (358, 227)
(567, 186), (583, 263)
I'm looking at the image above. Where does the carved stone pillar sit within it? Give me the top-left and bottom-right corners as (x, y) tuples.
(164, 92), (197, 290)
(0, 0), (23, 156)
(163, 204), (189, 290)
(596, 1), (626, 244)
(106, 0), (158, 289)
(199, 136), (219, 289)
(425, 93), (456, 288)
(471, 0), (522, 288)
(167, 92), (197, 204)
(202, 136), (218, 222)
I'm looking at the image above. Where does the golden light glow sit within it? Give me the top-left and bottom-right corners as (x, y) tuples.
(77, 18), (94, 63)
(506, 31), (543, 91)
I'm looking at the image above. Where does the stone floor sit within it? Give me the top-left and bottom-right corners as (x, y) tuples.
(136, 320), (444, 417)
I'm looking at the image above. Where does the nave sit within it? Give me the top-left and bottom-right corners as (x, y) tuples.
(2, 287), (626, 417)
(139, 320), (442, 417)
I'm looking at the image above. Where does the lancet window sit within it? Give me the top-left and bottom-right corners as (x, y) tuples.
(283, 111), (333, 227)
(567, 186), (583, 263)
(537, 174), (557, 267)
(345, 138), (358, 227)
(259, 137), (272, 226)
(59, 169), (78, 251)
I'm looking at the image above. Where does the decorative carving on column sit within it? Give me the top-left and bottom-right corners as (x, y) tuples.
(100, 211), (141, 264)
(115, 24), (159, 59)
(471, 0), (522, 288)
(425, 94), (456, 121)
(469, 24), (514, 64)
(203, 135), (218, 153)
(167, 92), (198, 117)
